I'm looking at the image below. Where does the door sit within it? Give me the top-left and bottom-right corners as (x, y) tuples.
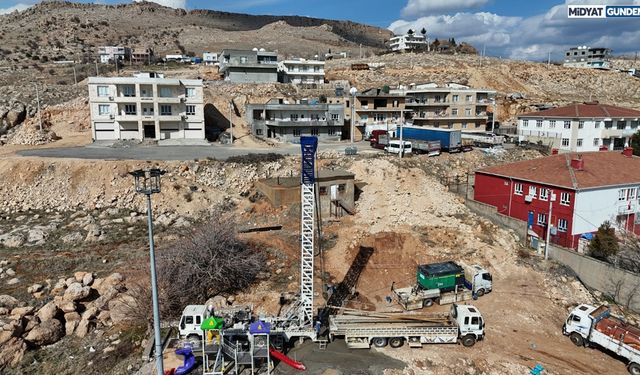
(144, 124), (156, 139)
(94, 122), (116, 140)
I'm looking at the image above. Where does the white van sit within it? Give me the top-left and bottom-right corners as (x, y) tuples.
(385, 140), (412, 155)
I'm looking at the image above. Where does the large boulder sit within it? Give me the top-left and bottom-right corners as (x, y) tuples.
(107, 294), (137, 325)
(24, 319), (64, 346)
(0, 295), (19, 309)
(94, 273), (125, 295)
(35, 301), (60, 322)
(5, 103), (26, 128)
(63, 283), (90, 302)
(10, 306), (35, 320)
(0, 337), (26, 368)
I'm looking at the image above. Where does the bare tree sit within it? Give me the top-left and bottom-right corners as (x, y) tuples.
(123, 212), (265, 324)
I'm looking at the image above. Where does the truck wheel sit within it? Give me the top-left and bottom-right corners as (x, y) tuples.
(476, 289), (485, 297)
(569, 332), (584, 347)
(423, 299), (434, 308)
(372, 337), (388, 348)
(461, 335), (476, 347)
(389, 337), (404, 348)
(628, 363), (640, 375)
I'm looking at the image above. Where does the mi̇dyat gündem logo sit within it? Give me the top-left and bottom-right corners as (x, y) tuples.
(568, 4), (640, 18)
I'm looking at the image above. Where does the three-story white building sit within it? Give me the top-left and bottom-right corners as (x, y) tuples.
(87, 72), (204, 142)
(277, 59), (325, 85)
(518, 102), (640, 152)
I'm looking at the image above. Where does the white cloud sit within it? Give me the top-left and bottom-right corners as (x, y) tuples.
(401, 0), (489, 18)
(0, 3), (30, 15)
(390, 0), (640, 61)
(133, 0), (187, 9)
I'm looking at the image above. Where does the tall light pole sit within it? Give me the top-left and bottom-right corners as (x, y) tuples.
(399, 109), (404, 158)
(491, 97), (497, 132)
(129, 168), (166, 375)
(545, 190), (556, 260)
(349, 87), (357, 143)
(229, 99), (234, 144)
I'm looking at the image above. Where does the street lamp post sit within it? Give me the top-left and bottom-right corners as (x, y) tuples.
(545, 190), (557, 260)
(129, 168), (166, 375)
(349, 87), (358, 143)
(491, 97), (497, 132)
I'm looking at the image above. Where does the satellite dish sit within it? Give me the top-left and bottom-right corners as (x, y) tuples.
(349, 87), (358, 96)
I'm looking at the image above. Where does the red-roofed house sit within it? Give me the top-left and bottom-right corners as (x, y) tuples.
(474, 150), (640, 249)
(518, 102), (640, 152)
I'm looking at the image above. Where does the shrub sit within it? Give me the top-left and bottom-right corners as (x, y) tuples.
(589, 221), (619, 260)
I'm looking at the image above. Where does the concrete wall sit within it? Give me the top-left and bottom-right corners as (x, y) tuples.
(226, 69), (277, 83)
(465, 199), (528, 240)
(548, 245), (640, 312)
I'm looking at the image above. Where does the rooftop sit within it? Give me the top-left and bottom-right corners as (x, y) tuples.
(476, 151), (640, 190)
(519, 102), (640, 119)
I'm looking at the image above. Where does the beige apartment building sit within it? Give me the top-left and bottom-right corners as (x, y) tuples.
(401, 83), (495, 132)
(87, 72), (204, 142)
(345, 88), (408, 140)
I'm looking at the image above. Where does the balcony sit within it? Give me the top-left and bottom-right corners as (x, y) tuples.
(156, 96), (184, 104)
(115, 113), (140, 121)
(158, 114), (183, 122)
(261, 119), (338, 127)
(113, 96), (137, 103)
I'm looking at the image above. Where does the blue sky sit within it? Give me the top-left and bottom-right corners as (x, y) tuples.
(2, 0), (639, 60)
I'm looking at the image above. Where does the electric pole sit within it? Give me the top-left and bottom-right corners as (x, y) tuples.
(34, 82), (43, 131)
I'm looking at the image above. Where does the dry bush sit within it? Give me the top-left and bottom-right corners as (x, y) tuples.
(123, 212), (265, 324)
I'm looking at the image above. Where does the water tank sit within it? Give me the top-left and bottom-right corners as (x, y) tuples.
(259, 48), (266, 52)
(252, 47), (259, 51)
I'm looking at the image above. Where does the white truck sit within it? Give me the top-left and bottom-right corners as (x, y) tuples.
(178, 304), (252, 340)
(461, 132), (504, 147)
(385, 140), (412, 155)
(563, 304), (640, 375)
(329, 304), (485, 349)
(392, 262), (493, 311)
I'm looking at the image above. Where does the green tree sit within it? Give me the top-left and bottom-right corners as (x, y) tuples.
(630, 130), (640, 156)
(588, 221), (619, 260)
(407, 28), (414, 35)
(421, 27), (427, 36)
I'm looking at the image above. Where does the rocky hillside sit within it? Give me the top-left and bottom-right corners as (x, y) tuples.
(0, 1), (392, 66)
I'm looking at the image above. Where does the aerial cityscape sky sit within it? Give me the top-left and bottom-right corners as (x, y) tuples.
(1, 0), (639, 60)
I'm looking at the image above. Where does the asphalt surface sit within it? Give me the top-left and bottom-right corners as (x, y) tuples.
(16, 142), (374, 161)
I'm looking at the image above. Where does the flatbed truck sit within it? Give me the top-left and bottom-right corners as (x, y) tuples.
(328, 304), (485, 349)
(563, 304), (640, 374)
(392, 262), (492, 310)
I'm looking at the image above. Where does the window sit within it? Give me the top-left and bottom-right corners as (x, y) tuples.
(98, 105), (110, 115)
(290, 114), (299, 121)
(338, 184), (346, 192)
(122, 86), (135, 97)
(331, 113), (340, 121)
(528, 186), (537, 198)
(632, 121), (639, 129)
(549, 120), (556, 128)
(195, 316), (201, 325)
(374, 113), (386, 122)
(462, 123), (468, 129)
(328, 128), (336, 136)
(160, 105), (172, 116)
(466, 95), (472, 102)
(514, 183), (523, 195)
(617, 121), (626, 130)
(561, 138), (570, 147)
(311, 128), (319, 136)
(97, 86), (109, 97)
(537, 213), (547, 226)
(452, 95), (459, 102)
(465, 108), (472, 116)
(595, 121), (600, 128)
(560, 192), (570, 206)
(361, 100), (368, 108)
(523, 120), (529, 127)
(293, 128), (301, 137)
(577, 138), (583, 147)
(578, 120), (584, 129)
(593, 138), (599, 146)
(185, 316), (193, 324)
(471, 317), (479, 326)
(186, 105), (196, 116)
(540, 188), (549, 201)
(256, 129), (263, 135)
(319, 186), (327, 195)
(124, 104), (136, 115)
(159, 87), (172, 97)
(564, 121), (571, 129)
(558, 218), (568, 232)
(185, 87), (196, 98)
(536, 120), (543, 128)
(605, 121), (613, 129)
(619, 188), (637, 201)
(452, 108), (458, 116)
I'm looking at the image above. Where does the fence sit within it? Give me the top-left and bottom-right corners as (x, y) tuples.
(548, 245), (640, 313)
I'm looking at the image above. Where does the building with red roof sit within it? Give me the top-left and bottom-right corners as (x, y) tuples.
(517, 102), (640, 153)
(474, 149), (640, 249)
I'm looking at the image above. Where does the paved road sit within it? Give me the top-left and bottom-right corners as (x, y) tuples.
(16, 142), (375, 161)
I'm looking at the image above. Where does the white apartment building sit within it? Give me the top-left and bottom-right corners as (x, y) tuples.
(277, 59), (325, 85)
(87, 72), (204, 142)
(563, 46), (611, 69)
(518, 102), (640, 152)
(98, 46), (131, 64)
(389, 33), (428, 52)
